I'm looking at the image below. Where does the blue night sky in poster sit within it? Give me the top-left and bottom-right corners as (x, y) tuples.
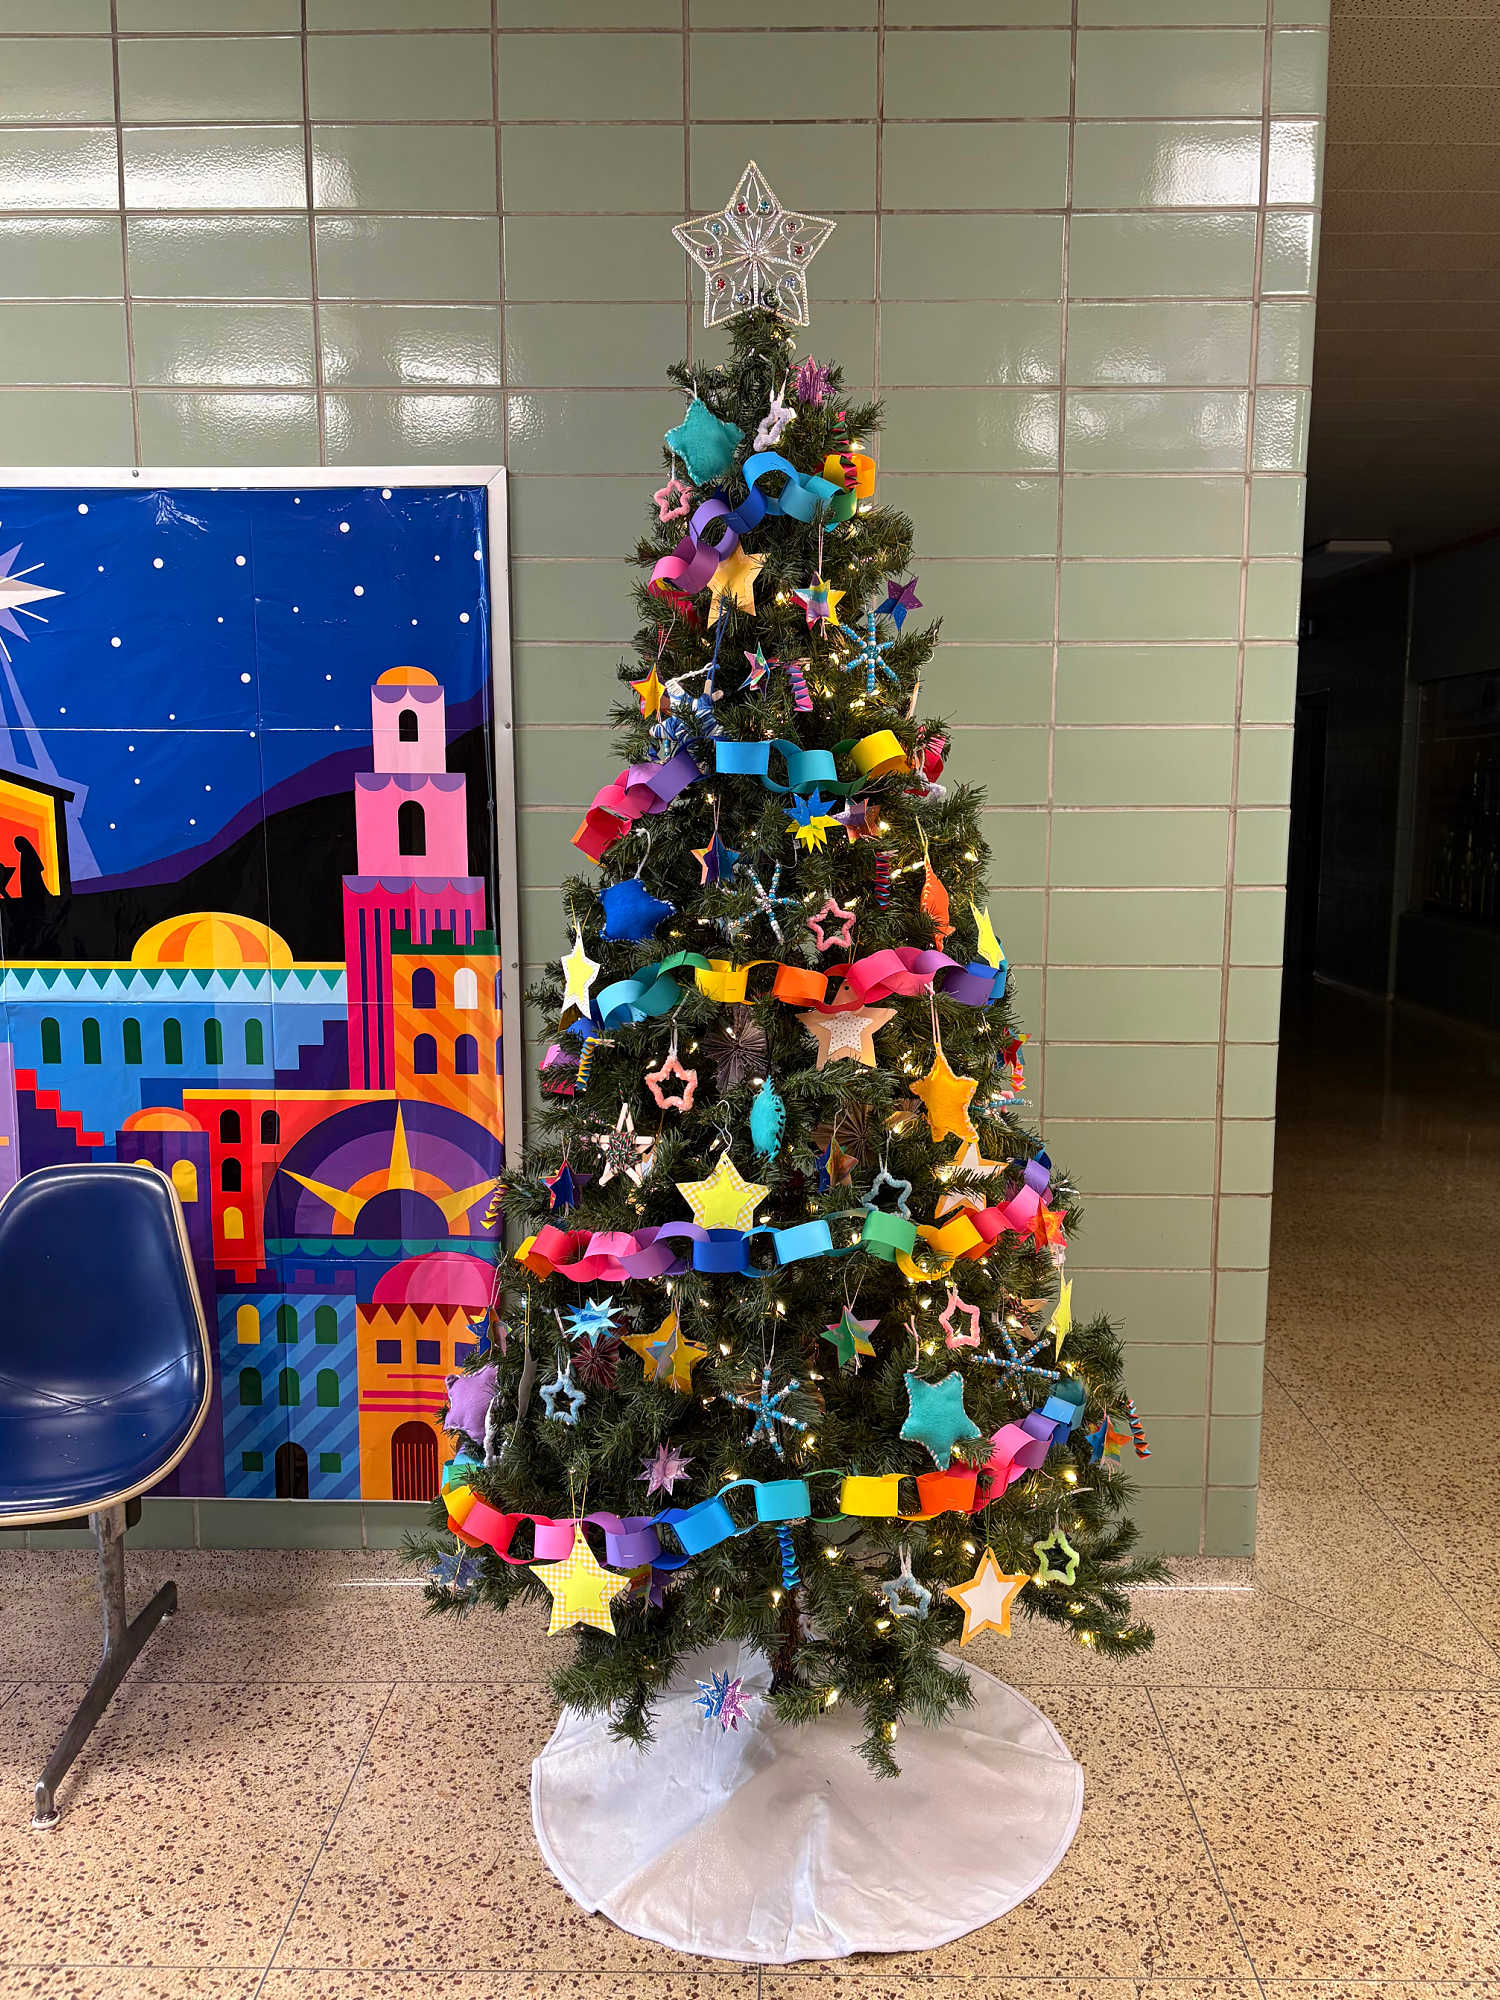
(0, 483), (491, 882)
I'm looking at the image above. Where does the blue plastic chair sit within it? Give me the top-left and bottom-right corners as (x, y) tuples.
(0, 1162), (214, 1827)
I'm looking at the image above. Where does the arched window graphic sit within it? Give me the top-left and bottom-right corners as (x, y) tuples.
(494, 1032), (503, 1073)
(314, 1305), (339, 1344)
(122, 1018), (142, 1065)
(172, 1158), (199, 1205)
(454, 1033), (479, 1076)
(244, 1019), (264, 1066)
(235, 1303), (259, 1345)
(220, 1157), (242, 1193)
(39, 1018), (61, 1065)
(81, 1018), (102, 1065)
(413, 1033), (438, 1075)
(222, 1206), (244, 1240)
(219, 1109), (241, 1143)
(410, 966), (436, 1009)
(397, 799), (426, 857)
(260, 1109), (280, 1144)
(274, 1441), (308, 1499)
(238, 1366), (262, 1407)
(316, 1368), (340, 1408)
(278, 1366), (300, 1407)
(162, 1018), (183, 1065)
(494, 970), (504, 1007)
(453, 968), (477, 1011)
(398, 707), (419, 742)
(390, 1420), (439, 1501)
(203, 1018), (224, 1065)
(276, 1304), (298, 1343)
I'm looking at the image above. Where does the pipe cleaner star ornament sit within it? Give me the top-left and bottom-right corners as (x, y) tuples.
(822, 1309), (877, 1371)
(532, 1534), (631, 1636)
(753, 381), (796, 451)
(798, 1004), (895, 1070)
(695, 1669), (751, 1731)
(653, 475), (695, 523)
(1032, 1527), (1080, 1586)
(539, 1359), (587, 1425)
(673, 160), (837, 328)
(646, 1034), (698, 1113)
(880, 1544), (931, 1620)
(900, 1369), (981, 1469)
(807, 894), (857, 952)
(863, 1164), (913, 1217)
(947, 1548), (1029, 1644)
(839, 609), (898, 695)
(785, 790), (842, 850)
(624, 1310), (709, 1393)
(875, 576), (922, 631)
(639, 1441), (694, 1496)
(724, 1364), (811, 1461)
(792, 575), (844, 631)
(938, 1286), (983, 1351)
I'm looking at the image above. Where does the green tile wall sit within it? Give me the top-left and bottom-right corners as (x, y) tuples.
(0, 1), (1323, 1560)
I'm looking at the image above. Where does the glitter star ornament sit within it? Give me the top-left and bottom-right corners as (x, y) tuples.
(807, 895), (857, 952)
(560, 928), (599, 1015)
(532, 1534), (632, 1637)
(624, 1310), (708, 1392)
(792, 575), (844, 631)
(695, 1669), (751, 1731)
(798, 1004), (895, 1071)
(707, 545), (766, 625)
(947, 1548), (1029, 1644)
(822, 1309), (877, 1371)
(674, 160), (837, 328)
(910, 1046), (980, 1144)
(639, 1441), (694, 1496)
(665, 397), (743, 484)
(677, 1151), (769, 1230)
(900, 1368), (981, 1469)
(753, 382), (796, 450)
(595, 1103), (656, 1186)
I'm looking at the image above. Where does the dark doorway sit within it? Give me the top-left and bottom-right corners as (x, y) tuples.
(390, 1420), (439, 1501)
(274, 1440), (309, 1499)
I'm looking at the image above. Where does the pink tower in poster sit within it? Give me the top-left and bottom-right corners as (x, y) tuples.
(342, 667), (487, 1089)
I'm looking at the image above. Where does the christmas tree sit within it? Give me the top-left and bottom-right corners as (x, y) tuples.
(417, 164), (1164, 1776)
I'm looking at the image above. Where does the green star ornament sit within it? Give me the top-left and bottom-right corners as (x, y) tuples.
(899, 1369), (980, 1470)
(821, 1310), (877, 1372)
(1032, 1526), (1080, 1586)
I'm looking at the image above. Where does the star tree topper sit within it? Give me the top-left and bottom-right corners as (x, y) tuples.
(673, 160), (837, 328)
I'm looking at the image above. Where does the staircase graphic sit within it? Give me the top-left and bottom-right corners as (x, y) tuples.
(13, 1067), (106, 1166)
(273, 1016), (350, 1093)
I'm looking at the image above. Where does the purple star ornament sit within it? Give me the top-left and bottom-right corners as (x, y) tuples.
(639, 1441), (694, 1496)
(875, 576), (922, 631)
(444, 1362), (500, 1442)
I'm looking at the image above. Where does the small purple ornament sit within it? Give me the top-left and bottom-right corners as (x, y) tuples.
(793, 356), (832, 407)
(443, 1362), (500, 1442)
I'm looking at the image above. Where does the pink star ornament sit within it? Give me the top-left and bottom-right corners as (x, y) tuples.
(807, 895), (857, 953)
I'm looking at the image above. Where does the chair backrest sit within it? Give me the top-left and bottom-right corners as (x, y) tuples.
(0, 1163), (213, 1523)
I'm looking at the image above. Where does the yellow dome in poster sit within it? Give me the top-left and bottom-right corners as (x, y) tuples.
(130, 913), (294, 969)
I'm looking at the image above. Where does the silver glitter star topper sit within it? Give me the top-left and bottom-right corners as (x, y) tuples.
(673, 160), (836, 329)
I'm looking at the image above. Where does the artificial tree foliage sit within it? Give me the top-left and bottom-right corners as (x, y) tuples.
(414, 309), (1164, 1776)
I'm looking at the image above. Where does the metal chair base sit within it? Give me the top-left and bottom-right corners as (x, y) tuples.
(30, 1505), (177, 1829)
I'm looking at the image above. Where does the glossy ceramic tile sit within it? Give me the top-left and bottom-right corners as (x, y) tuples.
(1074, 121), (1264, 210)
(883, 27), (1070, 120)
(0, 217), (123, 300)
(130, 302), (316, 388)
(319, 303), (502, 390)
(0, 300), (128, 386)
(311, 125), (499, 213)
(136, 391), (320, 464)
(315, 218), (500, 303)
(116, 38), (305, 125)
(1075, 28), (1267, 118)
(122, 126), (307, 212)
(1069, 214), (1260, 300)
(127, 216), (312, 300)
(0, 38), (114, 124)
(306, 33), (493, 123)
(500, 123), (681, 215)
(881, 120), (1070, 212)
(0, 128), (120, 212)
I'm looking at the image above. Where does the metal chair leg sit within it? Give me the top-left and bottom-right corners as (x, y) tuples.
(30, 1505), (177, 1829)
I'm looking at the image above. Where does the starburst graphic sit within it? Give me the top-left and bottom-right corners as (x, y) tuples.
(0, 543), (63, 668)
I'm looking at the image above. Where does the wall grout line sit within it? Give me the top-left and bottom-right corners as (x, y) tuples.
(105, 0), (140, 467)
(298, 0), (326, 469)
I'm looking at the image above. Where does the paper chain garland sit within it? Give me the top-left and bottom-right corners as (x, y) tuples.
(443, 1378), (1088, 1588)
(572, 943), (1010, 1037)
(647, 447), (876, 601)
(517, 1165), (1063, 1288)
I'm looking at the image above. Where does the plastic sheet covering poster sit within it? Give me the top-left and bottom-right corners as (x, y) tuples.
(0, 480), (514, 1504)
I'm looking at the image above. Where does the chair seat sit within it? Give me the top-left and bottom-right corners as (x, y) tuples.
(0, 1369), (204, 1517)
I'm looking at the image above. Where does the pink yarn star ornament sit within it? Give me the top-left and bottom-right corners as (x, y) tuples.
(646, 1045), (699, 1112)
(807, 894), (857, 953)
(938, 1286), (982, 1351)
(653, 475), (695, 523)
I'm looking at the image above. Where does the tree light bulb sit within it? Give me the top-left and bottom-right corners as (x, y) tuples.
(771, 1588), (783, 1605)
(824, 1687), (840, 1707)
(1062, 1468), (1078, 1486)
(874, 1617), (891, 1632)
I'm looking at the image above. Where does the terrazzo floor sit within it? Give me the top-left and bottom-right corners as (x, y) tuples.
(2, 982), (1498, 1998)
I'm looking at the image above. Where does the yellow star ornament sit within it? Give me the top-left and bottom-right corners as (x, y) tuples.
(910, 1046), (979, 1144)
(624, 1309), (709, 1392)
(560, 928), (599, 1015)
(947, 1547), (1029, 1645)
(1048, 1277), (1074, 1358)
(676, 1151), (769, 1231)
(707, 546), (766, 626)
(971, 903), (1004, 970)
(532, 1533), (633, 1637)
(630, 665), (666, 717)
(934, 1135), (1005, 1219)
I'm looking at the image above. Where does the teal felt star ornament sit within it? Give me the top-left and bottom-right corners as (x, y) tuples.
(665, 397), (743, 486)
(900, 1369), (981, 1470)
(1032, 1526), (1080, 1585)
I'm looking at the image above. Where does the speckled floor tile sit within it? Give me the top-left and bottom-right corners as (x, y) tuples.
(764, 1982), (1262, 1996)
(260, 1976), (755, 1998)
(0, 1681), (388, 1967)
(0, 1974), (264, 1998)
(269, 1683), (692, 1974)
(1154, 1690), (1500, 1980)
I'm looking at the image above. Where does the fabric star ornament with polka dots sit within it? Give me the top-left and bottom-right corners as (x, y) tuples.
(673, 159), (837, 329)
(797, 1004), (895, 1071)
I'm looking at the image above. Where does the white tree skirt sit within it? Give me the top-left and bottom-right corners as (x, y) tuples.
(531, 1640), (1083, 1965)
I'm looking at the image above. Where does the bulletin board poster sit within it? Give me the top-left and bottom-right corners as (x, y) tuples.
(0, 475), (517, 1507)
